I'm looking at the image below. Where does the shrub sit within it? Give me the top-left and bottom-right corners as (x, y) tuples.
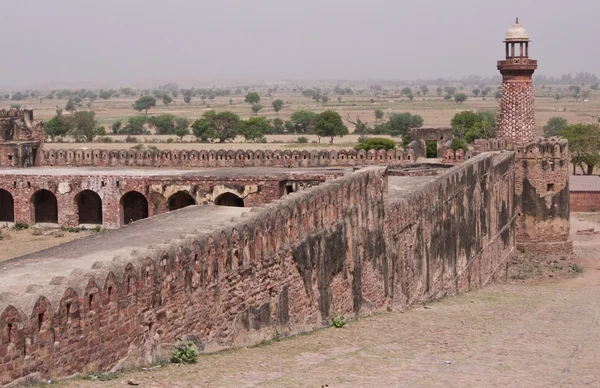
(166, 138), (174, 143)
(171, 340), (198, 364)
(331, 316), (348, 328)
(354, 138), (397, 152)
(452, 138), (469, 153)
(125, 135), (138, 143)
(13, 222), (29, 231)
(297, 136), (309, 143)
(95, 136), (114, 143)
(31, 228), (43, 236)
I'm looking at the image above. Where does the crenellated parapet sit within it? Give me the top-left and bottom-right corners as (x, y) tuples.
(39, 147), (416, 168)
(0, 153), (516, 384)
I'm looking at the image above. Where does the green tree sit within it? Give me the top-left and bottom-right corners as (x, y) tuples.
(237, 117), (270, 142)
(111, 120), (123, 134)
(454, 93), (468, 103)
(244, 92), (260, 104)
(11, 92), (25, 101)
(133, 96), (157, 114)
(191, 118), (213, 142)
(385, 112), (424, 138)
(44, 115), (69, 141)
(436, 86), (443, 96)
(374, 109), (384, 122)
(271, 117), (285, 134)
(198, 110), (240, 142)
(450, 111), (497, 143)
(401, 87), (412, 96)
(163, 94), (173, 106)
(444, 86), (457, 95)
(174, 128), (189, 141)
(315, 110), (348, 144)
(148, 114), (176, 134)
(251, 103), (263, 115)
(99, 90), (112, 100)
(290, 110), (317, 133)
(184, 95), (192, 104)
(124, 116), (148, 134)
(543, 117), (568, 137)
(272, 99), (284, 114)
(560, 123), (600, 175)
(174, 117), (190, 132)
(495, 91), (502, 99)
(472, 89), (481, 97)
(69, 111), (98, 142)
(419, 85), (429, 96)
(354, 138), (396, 152)
(321, 96), (329, 103)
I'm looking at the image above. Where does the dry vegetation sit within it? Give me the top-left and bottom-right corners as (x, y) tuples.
(2, 84), (599, 150)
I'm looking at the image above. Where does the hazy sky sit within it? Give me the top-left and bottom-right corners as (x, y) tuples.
(1, 0), (598, 88)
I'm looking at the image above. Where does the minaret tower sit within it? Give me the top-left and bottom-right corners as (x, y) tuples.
(497, 18), (538, 143)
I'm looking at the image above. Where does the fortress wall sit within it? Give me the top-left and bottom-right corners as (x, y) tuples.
(39, 148), (416, 168)
(0, 153), (516, 385)
(385, 152), (516, 306)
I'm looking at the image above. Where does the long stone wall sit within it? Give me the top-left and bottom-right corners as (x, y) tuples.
(39, 148), (416, 168)
(0, 153), (516, 385)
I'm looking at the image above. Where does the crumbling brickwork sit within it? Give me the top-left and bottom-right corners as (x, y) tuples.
(0, 170), (340, 228)
(0, 154), (516, 384)
(474, 137), (572, 254)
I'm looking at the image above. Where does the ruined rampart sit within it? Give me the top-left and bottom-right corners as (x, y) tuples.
(0, 153), (516, 385)
(39, 147), (416, 168)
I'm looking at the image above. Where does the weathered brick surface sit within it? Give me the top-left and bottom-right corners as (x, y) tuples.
(570, 192), (600, 213)
(38, 148), (416, 168)
(473, 137), (572, 254)
(0, 153), (515, 384)
(0, 171), (339, 228)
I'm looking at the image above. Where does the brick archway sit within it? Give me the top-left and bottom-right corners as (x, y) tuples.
(31, 189), (58, 224)
(214, 192), (244, 207)
(120, 191), (148, 225)
(75, 190), (102, 225)
(167, 191), (196, 211)
(0, 189), (14, 222)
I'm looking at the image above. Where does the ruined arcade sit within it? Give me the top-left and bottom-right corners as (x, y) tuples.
(0, 20), (573, 385)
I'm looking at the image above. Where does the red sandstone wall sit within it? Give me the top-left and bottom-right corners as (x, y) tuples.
(0, 173), (339, 228)
(570, 192), (600, 212)
(39, 148), (416, 168)
(0, 154), (516, 385)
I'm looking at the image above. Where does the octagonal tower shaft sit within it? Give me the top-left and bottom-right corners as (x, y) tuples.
(497, 19), (538, 143)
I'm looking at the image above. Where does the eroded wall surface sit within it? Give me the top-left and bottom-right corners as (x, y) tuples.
(0, 153), (516, 385)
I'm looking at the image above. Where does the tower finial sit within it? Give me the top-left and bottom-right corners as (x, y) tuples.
(516, 17), (519, 24)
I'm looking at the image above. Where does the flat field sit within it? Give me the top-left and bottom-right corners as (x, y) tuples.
(1, 86), (598, 150)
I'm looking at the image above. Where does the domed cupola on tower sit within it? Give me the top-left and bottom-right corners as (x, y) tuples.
(497, 18), (538, 142)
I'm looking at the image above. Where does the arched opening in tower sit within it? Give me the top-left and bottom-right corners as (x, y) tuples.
(76, 190), (103, 225)
(120, 191), (149, 225)
(168, 191), (196, 211)
(31, 189), (58, 224)
(0, 189), (14, 222)
(214, 193), (244, 207)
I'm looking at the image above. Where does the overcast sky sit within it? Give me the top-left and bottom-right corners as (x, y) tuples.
(0, 0), (597, 88)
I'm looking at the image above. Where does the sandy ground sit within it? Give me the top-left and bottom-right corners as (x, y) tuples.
(49, 215), (600, 388)
(0, 227), (93, 263)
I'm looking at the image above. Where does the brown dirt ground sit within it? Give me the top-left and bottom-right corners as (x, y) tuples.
(48, 215), (600, 388)
(0, 227), (94, 263)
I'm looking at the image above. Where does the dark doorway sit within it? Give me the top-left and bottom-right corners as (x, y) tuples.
(214, 193), (244, 207)
(168, 191), (196, 211)
(0, 189), (14, 222)
(121, 191), (148, 225)
(76, 190), (102, 225)
(32, 189), (58, 224)
(425, 140), (438, 158)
